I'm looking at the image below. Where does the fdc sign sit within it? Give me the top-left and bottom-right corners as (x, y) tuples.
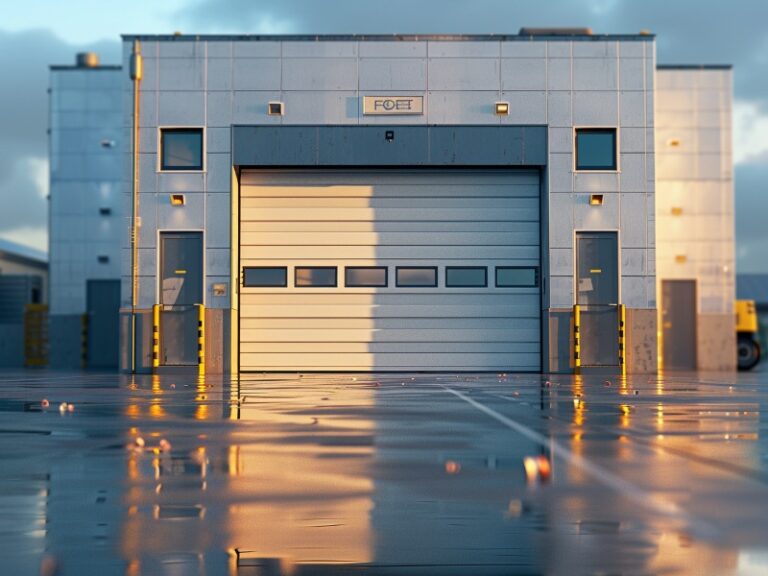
(363, 96), (424, 115)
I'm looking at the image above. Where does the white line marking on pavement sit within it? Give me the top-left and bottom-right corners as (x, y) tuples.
(442, 385), (716, 537)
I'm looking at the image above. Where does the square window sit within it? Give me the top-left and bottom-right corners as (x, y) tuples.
(243, 267), (287, 287)
(161, 128), (203, 171)
(496, 267), (539, 288)
(575, 128), (617, 171)
(295, 267), (337, 287)
(445, 267), (487, 288)
(396, 267), (437, 288)
(345, 267), (388, 287)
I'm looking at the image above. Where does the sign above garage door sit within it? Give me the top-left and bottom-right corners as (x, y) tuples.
(363, 96), (424, 115)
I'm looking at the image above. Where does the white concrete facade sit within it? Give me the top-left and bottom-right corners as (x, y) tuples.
(114, 33), (658, 373)
(655, 66), (736, 370)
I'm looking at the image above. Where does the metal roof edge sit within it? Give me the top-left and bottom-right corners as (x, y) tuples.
(657, 64), (733, 70)
(49, 65), (122, 71)
(120, 33), (655, 42)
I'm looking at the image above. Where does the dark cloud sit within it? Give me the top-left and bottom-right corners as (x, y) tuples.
(735, 162), (768, 274)
(0, 29), (119, 243)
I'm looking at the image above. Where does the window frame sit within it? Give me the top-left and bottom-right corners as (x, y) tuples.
(344, 266), (389, 288)
(445, 266), (488, 288)
(158, 126), (205, 172)
(395, 266), (438, 288)
(495, 266), (540, 288)
(294, 266), (338, 288)
(574, 127), (619, 172)
(242, 266), (288, 288)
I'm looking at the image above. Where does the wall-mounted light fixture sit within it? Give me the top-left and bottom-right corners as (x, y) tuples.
(99, 207), (112, 216)
(385, 130), (395, 142)
(668, 138), (681, 148)
(169, 194), (185, 206)
(671, 207), (683, 216)
(589, 194), (604, 206)
(675, 254), (687, 264)
(495, 102), (510, 116)
(268, 101), (284, 116)
(97, 255), (110, 264)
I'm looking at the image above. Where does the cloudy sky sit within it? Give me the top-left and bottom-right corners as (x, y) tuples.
(1, 0), (766, 271)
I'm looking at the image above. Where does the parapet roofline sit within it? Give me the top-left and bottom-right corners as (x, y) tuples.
(657, 64), (733, 70)
(49, 65), (122, 70)
(121, 33), (655, 42)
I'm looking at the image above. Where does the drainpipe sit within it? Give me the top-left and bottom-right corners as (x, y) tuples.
(129, 40), (143, 373)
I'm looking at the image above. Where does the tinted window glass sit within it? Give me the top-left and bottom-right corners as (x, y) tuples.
(446, 267), (487, 287)
(575, 128), (616, 170)
(396, 267), (437, 287)
(161, 128), (203, 170)
(295, 267), (337, 287)
(496, 267), (538, 287)
(243, 267), (287, 287)
(345, 267), (388, 287)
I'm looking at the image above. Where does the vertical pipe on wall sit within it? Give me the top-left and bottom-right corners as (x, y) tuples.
(129, 40), (143, 373)
(573, 304), (581, 375)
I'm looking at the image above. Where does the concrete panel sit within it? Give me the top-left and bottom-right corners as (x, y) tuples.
(204, 307), (226, 373)
(501, 59), (546, 90)
(622, 248), (646, 275)
(49, 314), (83, 369)
(282, 59), (358, 90)
(359, 59), (427, 91)
(574, 192), (619, 230)
(620, 127), (646, 154)
(697, 313), (736, 371)
(546, 308), (574, 373)
(205, 193), (231, 249)
(546, 42), (571, 58)
(501, 42), (546, 58)
(500, 91), (547, 124)
(620, 41), (645, 58)
(547, 92), (572, 127)
(573, 91), (618, 125)
(549, 248), (573, 276)
(119, 308), (153, 373)
(619, 58), (646, 91)
(547, 58), (571, 91)
(573, 59), (618, 91)
(572, 41), (618, 58)
(620, 193), (647, 248)
(359, 41), (427, 58)
(281, 91), (358, 124)
(427, 91), (499, 125)
(158, 173), (205, 193)
(549, 275), (573, 309)
(232, 90), (282, 125)
(158, 58), (205, 91)
(158, 91), (205, 125)
(427, 41), (499, 58)
(619, 153), (647, 192)
(283, 41), (358, 58)
(548, 154), (573, 192)
(428, 59), (500, 91)
(206, 248), (230, 277)
(548, 194), (573, 249)
(157, 191), (205, 229)
(159, 41), (203, 59)
(620, 91), (646, 127)
(206, 91), (233, 127)
(206, 153), (232, 193)
(548, 128), (572, 153)
(233, 42), (281, 58)
(207, 57), (233, 90)
(232, 59), (282, 90)
(206, 41), (232, 58)
(621, 276), (647, 308)
(625, 308), (657, 373)
(207, 127), (231, 154)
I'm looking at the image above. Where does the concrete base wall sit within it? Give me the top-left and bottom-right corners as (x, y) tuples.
(0, 323), (24, 368)
(49, 314), (83, 369)
(698, 313), (737, 371)
(204, 308), (231, 374)
(626, 308), (658, 374)
(546, 307), (658, 374)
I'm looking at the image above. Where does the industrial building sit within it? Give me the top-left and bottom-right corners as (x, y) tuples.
(113, 30), (657, 374)
(48, 53), (123, 369)
(45, 30), (742, 374)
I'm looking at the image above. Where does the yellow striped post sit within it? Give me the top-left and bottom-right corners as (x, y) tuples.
(573, 304), (581, 375)
(152, 304), (160, 371)
(197, 304), (205, 376)
(81, 314), (89, 368)
(618, 304), (627, 376)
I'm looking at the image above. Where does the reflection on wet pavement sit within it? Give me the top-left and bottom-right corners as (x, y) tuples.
(1, 369), (768, 574)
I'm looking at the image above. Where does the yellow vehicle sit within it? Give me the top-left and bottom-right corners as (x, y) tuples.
(737, 300), (762, 371)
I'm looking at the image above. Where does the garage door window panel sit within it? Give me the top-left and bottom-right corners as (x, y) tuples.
(396, 267), (438, 288)
(345, 267), (388, 288)
(446, 267), (487, 288)
(496, 267), (539, 287)
(295, 267), (338, 288)
(243, 267), (287, 287)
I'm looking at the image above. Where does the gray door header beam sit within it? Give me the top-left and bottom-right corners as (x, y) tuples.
(232, 125), (547, 167)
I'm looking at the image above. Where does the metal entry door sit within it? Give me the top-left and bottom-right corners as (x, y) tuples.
(576, 232), (619, 367)
(160, 232), (203, 366)
(661, 280), (697, 370)
(86, 279), (120, 369)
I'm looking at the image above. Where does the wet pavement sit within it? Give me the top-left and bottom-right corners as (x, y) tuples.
(1, 368), (768, 575)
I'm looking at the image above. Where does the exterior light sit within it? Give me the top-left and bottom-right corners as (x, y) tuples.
(267, 101), (284, 116)
(589, 194), (604, 206)
(675, 254), (687, 264)
(671, 207), (683, 216)
(668, 138), (681, 148)
(169, 194), (185, 206)
(495, 102), (510, 115)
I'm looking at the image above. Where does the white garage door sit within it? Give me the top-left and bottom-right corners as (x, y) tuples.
(239, 170), (541, 371)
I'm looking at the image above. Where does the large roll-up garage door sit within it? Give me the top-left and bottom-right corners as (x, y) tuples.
(239, 170), (541, 372)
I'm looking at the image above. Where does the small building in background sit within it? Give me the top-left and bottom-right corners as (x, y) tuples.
(0, 238), (48, 367)
(655, 65), (736, 371)
(48, 53), (123, 369)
